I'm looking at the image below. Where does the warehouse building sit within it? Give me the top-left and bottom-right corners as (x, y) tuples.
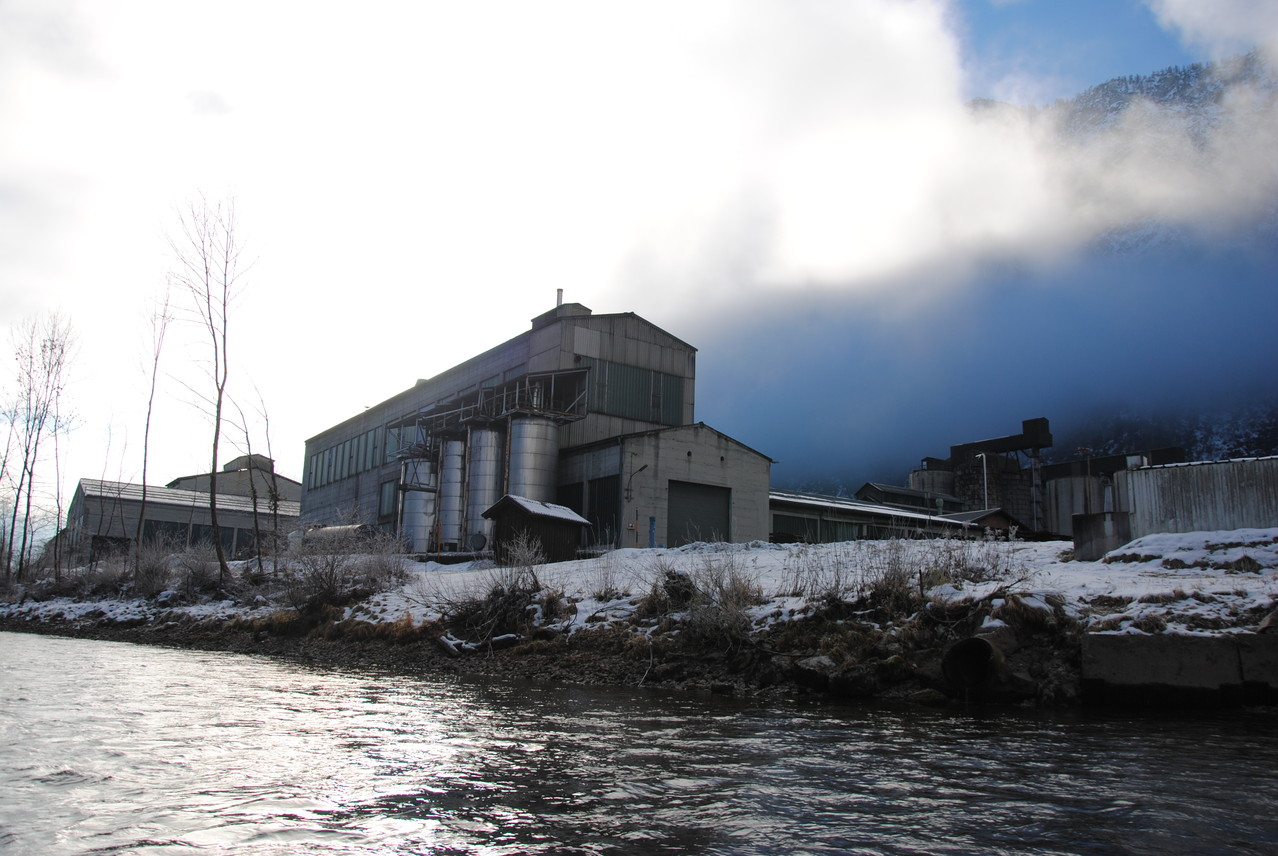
(58, 456), (300, 565)
(301, 301), (772, 553)
(769, 490), (975, 542)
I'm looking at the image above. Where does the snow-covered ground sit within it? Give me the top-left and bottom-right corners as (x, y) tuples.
(5, 528), (1276, 639)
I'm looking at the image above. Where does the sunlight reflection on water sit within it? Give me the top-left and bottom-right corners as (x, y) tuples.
(3, 630), (1278, 855)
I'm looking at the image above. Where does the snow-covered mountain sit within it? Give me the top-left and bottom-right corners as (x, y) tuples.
(1048, 400), (1278, 465)
(1054, 50), (1277, 140)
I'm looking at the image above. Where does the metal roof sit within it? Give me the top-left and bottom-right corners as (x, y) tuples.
(77, 479), (301, 516)
(857, 482), (963, 503)
(1133, 454), (1278, 471)
(483, 494), (590, 525)
(770, 490), (974, 529)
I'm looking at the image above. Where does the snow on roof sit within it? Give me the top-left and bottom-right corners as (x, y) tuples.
(770, 490), (974, 528)
(483, 494), (591, 525)
(1134, 455), (1278, 471)
(78, 478), (301, 516)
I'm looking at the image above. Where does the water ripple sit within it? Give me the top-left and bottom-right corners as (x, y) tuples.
(4, 631), (1278, 855)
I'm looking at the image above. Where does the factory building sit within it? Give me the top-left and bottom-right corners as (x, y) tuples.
(301, 302), (772, 553)
(58, 456), (301, 565)
(769, 490), (976, 542)
(908, 418), (1054, 534)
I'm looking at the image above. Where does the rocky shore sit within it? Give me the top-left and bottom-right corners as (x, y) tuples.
(6, 530), (1275, 708)
(0, 582), (1085, 708)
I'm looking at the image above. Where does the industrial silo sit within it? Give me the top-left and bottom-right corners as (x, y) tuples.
(466, 427), (504, 549)
(508, 415), (559, 502)
(437, 439), (466, 549)
(399, 457), (436, 553)
(909, 467), (954, 497)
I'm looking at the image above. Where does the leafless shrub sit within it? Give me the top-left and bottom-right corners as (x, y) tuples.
(681, 554), (765, 650)
(35, 557), (132, 600)
(132, 537), (179, 598)
(637, 555), (693, 616)
(285, 543), (360, 611)
(776, 544), (860, 602)
(352, 530), (410, 591)
(175, 547), (221, 599)
(1131, 613), (1168, 634)
(991, 593), (1065, 635)
(435, 529), (564, 641)
(587, 551), (629, 601)
(499, 529), (545, 580)
(636, 553), (764, 650)
(281, 526), (409, 611)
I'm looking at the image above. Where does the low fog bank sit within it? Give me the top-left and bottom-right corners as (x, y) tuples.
(693, 227), (1278, 491)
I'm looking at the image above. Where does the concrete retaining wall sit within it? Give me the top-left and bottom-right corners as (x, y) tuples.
(1073, 512), (1131, 561)
(1082, 633), (1278, 706)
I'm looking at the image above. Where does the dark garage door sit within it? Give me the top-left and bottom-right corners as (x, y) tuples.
(667, 480), (730, 546)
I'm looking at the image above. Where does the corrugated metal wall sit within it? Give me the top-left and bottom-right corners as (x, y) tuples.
(1121, 457), (1278, 538)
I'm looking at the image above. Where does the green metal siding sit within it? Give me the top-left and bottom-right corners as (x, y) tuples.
(581, 357), (684, 426)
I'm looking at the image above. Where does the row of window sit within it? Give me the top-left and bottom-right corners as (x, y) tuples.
(307, 426), (385, 490)
(307, 359), (684, 493)
(141, 519), (269, 558)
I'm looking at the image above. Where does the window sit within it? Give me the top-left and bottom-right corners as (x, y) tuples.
(378, 480), (398, 520)
(385, 426), (401, 464)
(142, 519), (189, 549)
(190, 524), (235, 552)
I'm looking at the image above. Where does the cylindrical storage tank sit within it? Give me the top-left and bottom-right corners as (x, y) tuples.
(466, 427), (504, 549)
(437, 439), (466, 549)
(399, 458), (436, 553)
(508, 416), (560, 503)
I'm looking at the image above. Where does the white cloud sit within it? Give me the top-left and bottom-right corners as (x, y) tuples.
(3, 0), (1276, 502)
(1146, 0), (1278, 59)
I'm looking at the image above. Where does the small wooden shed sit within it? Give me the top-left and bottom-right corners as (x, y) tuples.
(482, 495), (591, 564)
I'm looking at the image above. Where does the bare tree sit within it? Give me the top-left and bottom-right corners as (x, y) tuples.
(170, 196), (242, 585)
(4, 312), (75, 582)
(49, 376), (72, 578)
(256, 392), (284, 571)
(133, 288), (173, 574)
(0, 396), (18, 572)
(229, 399), (265, 574)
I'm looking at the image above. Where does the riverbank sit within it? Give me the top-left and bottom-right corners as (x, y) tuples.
(4, 530), (1276, 706)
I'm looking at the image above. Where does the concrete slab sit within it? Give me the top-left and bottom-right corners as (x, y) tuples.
(1082, 633), (1278, 706)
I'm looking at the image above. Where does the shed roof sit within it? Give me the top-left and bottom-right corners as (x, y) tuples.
(940, 508), (1024, 528)
(857, 482), (963, 503)
(568, 421), (774, 462)
(77, 478), (301, 517)
(482, 494), (591, 525)
(770, 490), (974, 529)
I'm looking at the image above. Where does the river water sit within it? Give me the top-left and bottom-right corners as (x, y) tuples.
(2, 631), (1277, 856)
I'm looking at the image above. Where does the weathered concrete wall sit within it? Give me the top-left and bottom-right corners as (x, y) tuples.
(1082, 633), (1278, 705)
(1073, 512), (1131, 561)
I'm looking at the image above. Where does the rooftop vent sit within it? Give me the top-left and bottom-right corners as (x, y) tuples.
(531, 302), (592, 330)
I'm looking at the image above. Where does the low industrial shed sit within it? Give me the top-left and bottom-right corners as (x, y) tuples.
(483, 495), (592, 563)
(59, 478), (301, 565)
(770, 490), (976, 543)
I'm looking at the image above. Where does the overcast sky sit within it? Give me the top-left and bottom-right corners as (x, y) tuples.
(3, 0), (1276, 517)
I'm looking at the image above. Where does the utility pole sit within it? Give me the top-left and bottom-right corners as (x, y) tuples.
(975, 452), (989, 509)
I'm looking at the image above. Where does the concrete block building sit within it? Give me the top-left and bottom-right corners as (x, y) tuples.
(301, 302), (771, 552)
